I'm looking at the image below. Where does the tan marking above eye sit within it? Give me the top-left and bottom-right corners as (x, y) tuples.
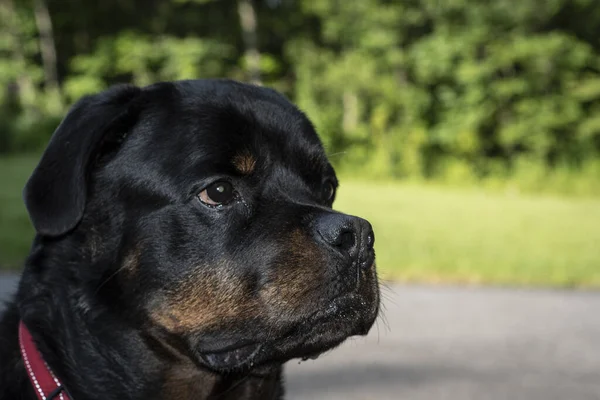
(232, 151), (257, 174)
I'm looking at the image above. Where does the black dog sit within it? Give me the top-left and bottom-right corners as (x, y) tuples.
(0, 80), (379, 399)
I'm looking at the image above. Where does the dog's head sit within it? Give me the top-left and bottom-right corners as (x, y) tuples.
(24, 80), (379, 372)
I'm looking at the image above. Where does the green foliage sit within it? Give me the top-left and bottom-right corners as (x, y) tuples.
(291, 0), (600, 184)
(0, 0), (599, 193)
(0, 0), (64, 152)
(64, 32), (232, 99)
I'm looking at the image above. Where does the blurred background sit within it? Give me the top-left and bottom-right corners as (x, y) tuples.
(1, 0), (599, 287)
(1, 1), (600, 399)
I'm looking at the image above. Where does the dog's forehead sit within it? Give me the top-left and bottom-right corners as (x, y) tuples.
(139, 80), (332, 177)
(176, 80), (322, 144)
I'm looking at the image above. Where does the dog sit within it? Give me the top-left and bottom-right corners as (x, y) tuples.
(0, 79), (379, 399)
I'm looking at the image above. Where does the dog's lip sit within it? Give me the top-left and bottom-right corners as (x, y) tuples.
(196, 292), (378, 370)
(309, 292), (365, 320)
(300, 291), (379, 338)
(199, 343), (262, 370)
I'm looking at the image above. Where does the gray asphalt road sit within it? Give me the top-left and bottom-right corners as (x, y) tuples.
(2, 275), (599, 399)
(0, 274), (18, 304)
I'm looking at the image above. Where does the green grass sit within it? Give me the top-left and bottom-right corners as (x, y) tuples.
(0, 155), (36, 269)
(334, 180), (600, 288)
(2, 154), (600, 288)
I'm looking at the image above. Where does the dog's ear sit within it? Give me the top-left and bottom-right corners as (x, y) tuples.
(24, 84), (142, 237)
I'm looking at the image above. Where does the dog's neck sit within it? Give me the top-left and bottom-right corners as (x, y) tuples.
(3, 262), (284, 400)
(146, 325), (284, 399)
(5, 298), (283, 400)
(162, 362), (283, 399)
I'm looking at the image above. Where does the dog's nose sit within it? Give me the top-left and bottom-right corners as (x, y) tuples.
(313, 213), (375, 269)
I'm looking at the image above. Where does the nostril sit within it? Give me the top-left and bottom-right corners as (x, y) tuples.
(338, 230), (355, 251)
(313, 213), (361, 257)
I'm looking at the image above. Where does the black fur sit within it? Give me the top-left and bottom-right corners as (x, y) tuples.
(0, 79), (379, 400)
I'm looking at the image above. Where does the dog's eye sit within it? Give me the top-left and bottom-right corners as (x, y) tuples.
(198, 181), (235, 206)
(322, 181), (335, 203)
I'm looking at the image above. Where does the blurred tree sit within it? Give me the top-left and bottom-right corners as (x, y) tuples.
(0, 0), (38, 111)
(0, 0), (60, 152)
(0, 0), (599, 193)
(287, 0), (600, 183)
(237, 0), (261, 84)
(32, 0), (60, 106)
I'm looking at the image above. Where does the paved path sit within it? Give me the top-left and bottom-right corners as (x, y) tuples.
(2, 275), (599, 399)
(0, 274), (18, 304)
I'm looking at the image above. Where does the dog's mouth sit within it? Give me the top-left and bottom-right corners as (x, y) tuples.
(195, 292), (378, 372)
(199, 342), (263, 371)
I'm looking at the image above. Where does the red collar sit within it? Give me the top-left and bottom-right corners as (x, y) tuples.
(18, 321), (72, 400)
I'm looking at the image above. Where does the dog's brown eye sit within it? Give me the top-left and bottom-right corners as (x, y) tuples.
(199, 181), (235, 206)
(322, 181), (335, 202)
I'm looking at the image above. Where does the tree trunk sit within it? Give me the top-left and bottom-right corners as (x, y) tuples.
(343, 91), (358, 134)
(33, 0), (60, 97)
(237, 0), (261, 85)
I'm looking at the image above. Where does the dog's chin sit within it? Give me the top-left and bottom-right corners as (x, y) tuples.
(198, 343), (264, 371)
(196, 293), (379, 373)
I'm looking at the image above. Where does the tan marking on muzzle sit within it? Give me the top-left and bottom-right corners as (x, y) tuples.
(261, 229), (327, 317)
(150, 265), (259, 333)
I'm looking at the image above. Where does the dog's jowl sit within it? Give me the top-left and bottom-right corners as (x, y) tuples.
(0, 80), (379, 400)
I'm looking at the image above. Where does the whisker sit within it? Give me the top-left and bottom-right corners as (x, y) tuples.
(379, 310), (391, 333)
(326, 151), (347, 158)
(94, 264), (128, 294)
